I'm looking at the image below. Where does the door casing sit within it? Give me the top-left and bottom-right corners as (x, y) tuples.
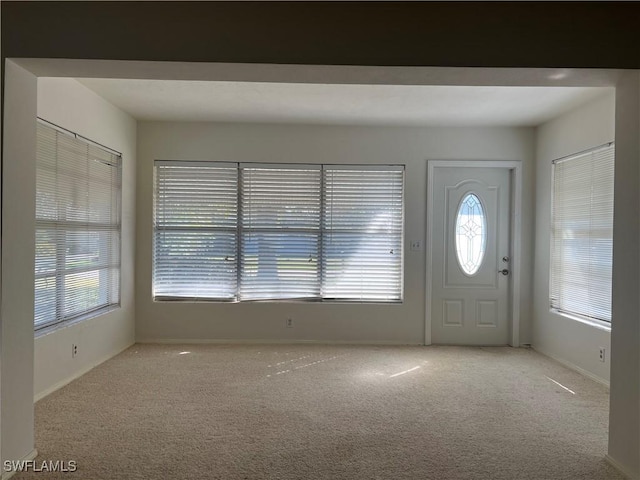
(425, 160), (522, 347)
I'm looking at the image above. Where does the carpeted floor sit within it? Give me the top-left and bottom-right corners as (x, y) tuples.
(15, 345), (623, 479)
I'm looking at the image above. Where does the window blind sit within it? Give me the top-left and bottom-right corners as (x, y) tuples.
(153, 161), (404, 303)
(35, 122), (121, 330)
(322, 166), (404, 301)
(154, 162), (238, 300)
(239, 165), (321, 300)
(550, 144), (614, 322)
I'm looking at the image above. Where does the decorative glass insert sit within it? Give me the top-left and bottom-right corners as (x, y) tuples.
(455, 193), (486, 275)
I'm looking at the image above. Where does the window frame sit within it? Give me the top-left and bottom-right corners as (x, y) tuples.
(239, 163), (323, 302)
(320, 164), (405, 302)
(152, 161), (405, 304)
(35, 119), (123, 333)
(153, 161), (239, 301)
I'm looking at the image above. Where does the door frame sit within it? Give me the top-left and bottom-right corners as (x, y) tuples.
(425, 160), (523, 347)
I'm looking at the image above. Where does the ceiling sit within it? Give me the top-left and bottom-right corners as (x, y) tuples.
(77, 78), (608, 127)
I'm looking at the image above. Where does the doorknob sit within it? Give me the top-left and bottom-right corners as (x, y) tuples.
(502, 256), (510, 263)
(498, 269), (510, 276)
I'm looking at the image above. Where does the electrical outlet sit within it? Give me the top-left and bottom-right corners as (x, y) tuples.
(72, 344), (78, 358)
(285, 317), (293, 328)
(599, 347), (605, 362)
(410, 240), (422, 251)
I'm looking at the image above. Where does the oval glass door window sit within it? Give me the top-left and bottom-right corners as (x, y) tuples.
(455, 193), (487, 275)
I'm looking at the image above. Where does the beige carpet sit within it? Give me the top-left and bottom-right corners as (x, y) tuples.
(16, 345), (623, 480)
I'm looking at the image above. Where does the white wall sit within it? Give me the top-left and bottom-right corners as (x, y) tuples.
(136, 122), (535, 345)
(607, 72), (640, 480)
(2, 59), (38, 468)
(33, 78), (137, 400)
(533, 91), (616, 384)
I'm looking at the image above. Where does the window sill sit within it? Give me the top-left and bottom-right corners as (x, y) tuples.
(35, 304), (121, 339)
(550, 308), (611, 332)
(153, 297), (404, 306)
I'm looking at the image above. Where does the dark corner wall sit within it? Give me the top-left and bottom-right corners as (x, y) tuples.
(2, 2), (640, 68)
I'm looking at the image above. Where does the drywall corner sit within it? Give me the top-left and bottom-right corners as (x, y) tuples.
(608, 71), (640, 480)
(2, 59), (37, 468)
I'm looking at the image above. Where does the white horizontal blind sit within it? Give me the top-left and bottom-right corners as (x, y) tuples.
(35, 122), (121, 330)
(550, 144), (614, 322)
(322, 167), (404, 301)
(239, 165), (321, 300)
(154, 162), (238, 300)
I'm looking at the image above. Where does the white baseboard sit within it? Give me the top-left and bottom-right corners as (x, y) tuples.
(136, 338), (422, 346)
(34, 341), (134, 402)
(532, 346), (609, 388)
(605, 454), (639, 480)
(2, 449), (38, 480)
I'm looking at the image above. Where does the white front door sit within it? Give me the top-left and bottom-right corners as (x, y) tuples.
(431, 167), (511, 345)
